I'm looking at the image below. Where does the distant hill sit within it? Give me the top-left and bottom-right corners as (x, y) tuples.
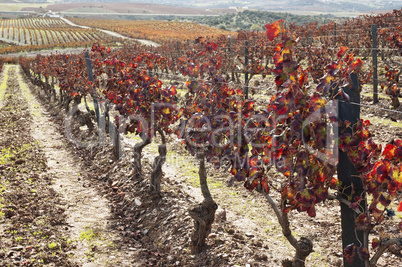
(21, 2), (217, 16)
(184, 9), (336, 31)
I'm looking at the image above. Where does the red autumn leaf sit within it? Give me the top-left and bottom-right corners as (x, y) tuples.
(298, 70), (307, 87)
(329, 177), (340, 189)
(357, 247), (370, 261)
(260, 177), (269, 193)
(265, 21), (281, 41)
(372, 238), (381, 250)
(207, 42), (218, 51)
(348, 58), (363, 72)
(244, 101), (255, 110)
(344, 243), (356, 264)
(170, 86), (177, 96)
(379, 192), (391, 207)
(337, 46), (348, 59)
(383, 143), (396, 159)
(274, 43), (283, 52)
(273, 52), (284, 65)
(275, 72), (287, 87)
(375, 160), (390, 182)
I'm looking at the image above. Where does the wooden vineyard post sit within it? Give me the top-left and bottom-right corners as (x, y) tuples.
(229, 36), (234, 82)
(371, 24), (379, 104)
(244, 40), (249, 99)
(337, 73), (365, 267)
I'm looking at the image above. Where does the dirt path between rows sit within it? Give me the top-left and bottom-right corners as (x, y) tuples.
(9, 64), (141, 266)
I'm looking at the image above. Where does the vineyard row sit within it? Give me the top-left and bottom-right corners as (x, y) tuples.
(18, 15), (402, 267)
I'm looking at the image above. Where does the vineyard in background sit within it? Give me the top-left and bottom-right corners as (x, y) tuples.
(0, 17), (121, 54)
(8, 8), (402, 267)
(68, 18), (236, 43)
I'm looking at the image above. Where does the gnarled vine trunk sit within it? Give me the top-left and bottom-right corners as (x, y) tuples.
(391, 97), (400, 109)
(263, 192), (314, 267)
(150, 144), (166, 196)
(133, 136), (151, 180)
(188, 152), (217, 254)
(72, 96), (94, 132)
(150, 129), (167, 196)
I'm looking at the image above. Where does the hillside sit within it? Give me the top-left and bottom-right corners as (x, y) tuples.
(186, 9), (336, 31)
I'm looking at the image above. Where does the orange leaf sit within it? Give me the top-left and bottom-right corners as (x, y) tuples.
(397, 201), (402, 212)
(337, 46), (348, 59)
(265, 21), (281, 41)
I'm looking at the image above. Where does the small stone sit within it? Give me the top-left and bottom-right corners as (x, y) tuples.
(245, 233), (254, 238)
(254, 241), (263, 247)
(14, 159), (25, 165)
(208, 233), (217, 238)
(134, 198), (142, 206)
(79, 125), (88, 131)
(227, 229), (235, 234)
(10, 247), (24, 251)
